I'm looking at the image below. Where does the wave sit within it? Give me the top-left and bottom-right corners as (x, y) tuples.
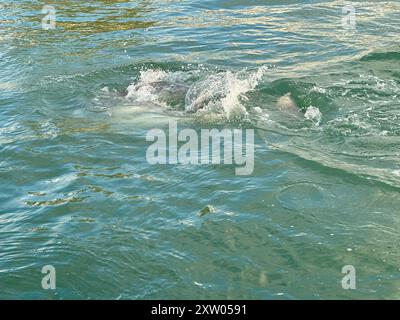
(360, 50), (400, 62)
(79, 53), (400, 186)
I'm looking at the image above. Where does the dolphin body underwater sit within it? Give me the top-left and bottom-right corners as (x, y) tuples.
(276, 92), (303, 116)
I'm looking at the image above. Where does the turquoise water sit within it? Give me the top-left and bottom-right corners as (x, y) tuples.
(1, 0), (400, 299)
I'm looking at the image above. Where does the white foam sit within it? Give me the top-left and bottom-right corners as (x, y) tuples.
(304, 106), (322, 126)
(310, 86), (327, 94)
(126, 69), (169, 106)
(122, 65), (269, 122)
(185, 65), (269, 119)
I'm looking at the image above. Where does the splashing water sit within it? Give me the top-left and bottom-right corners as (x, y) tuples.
(185, 66), (269, 119)
(126, 69), (171, 106)
(123, 66), (269, 121)
(304, 106), (322, 126)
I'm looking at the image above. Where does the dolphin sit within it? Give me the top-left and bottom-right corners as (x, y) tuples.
(277, 93), (298, 112)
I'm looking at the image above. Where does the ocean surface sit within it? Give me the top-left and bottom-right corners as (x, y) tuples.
(1, 0), (400, 299)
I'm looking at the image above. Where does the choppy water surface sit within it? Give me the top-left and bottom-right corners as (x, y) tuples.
(1, 0), (400, 299)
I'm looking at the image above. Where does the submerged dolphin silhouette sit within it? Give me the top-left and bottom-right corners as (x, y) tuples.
(277, 93), (299, 112)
